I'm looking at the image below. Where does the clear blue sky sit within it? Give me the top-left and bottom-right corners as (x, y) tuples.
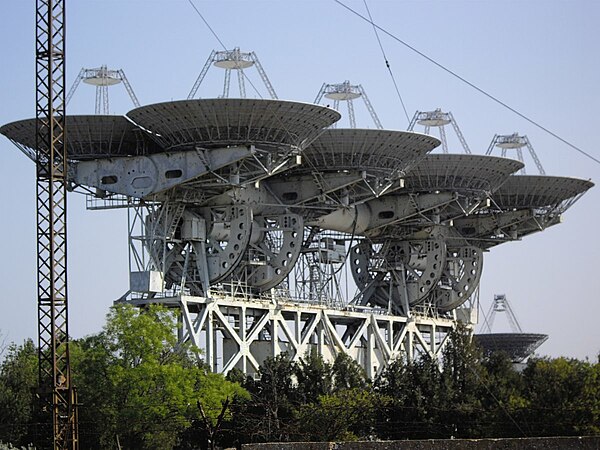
(0, 0), (598, 359)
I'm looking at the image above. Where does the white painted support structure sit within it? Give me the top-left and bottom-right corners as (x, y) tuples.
(129, 293), (458, 379)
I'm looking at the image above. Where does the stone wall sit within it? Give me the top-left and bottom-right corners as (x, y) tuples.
(242, 436), (600, 450)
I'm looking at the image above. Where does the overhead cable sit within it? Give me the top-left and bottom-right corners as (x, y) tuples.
(334, 0), (600, 167)
(186, 0), (265, 100)
(186, 0), (227, 50)
(362, 0), (411, 126)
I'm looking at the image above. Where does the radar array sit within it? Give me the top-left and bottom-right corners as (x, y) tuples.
(1, 49), (593, 379)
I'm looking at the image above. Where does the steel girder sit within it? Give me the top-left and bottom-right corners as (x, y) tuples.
(131, 294), (458, 379)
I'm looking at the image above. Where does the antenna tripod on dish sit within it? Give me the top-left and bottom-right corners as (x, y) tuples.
(408, 108), (472, 154)
(486, 133), (546, 175)
(66, 65), (140, 114)
(314, 80), (383, 129)
(188, 47), (278, 99)
(481, 293), (523, 333)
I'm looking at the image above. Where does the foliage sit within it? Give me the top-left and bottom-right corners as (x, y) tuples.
(1, 317), (599, 447)
(374, 356), (447, 440)
(294, 350), (333, 404)
(0, 339), (37, 447)
(296, 388), (376, 441)
(518, 357), (600, 437)
(440, 323), (486, 438)
(237, 353), (298, 443)
(331, 352), (368, 391)
(71, 304), (248, 450)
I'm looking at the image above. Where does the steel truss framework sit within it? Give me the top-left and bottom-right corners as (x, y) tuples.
(35, 0), (78, 448)
(129, 294), (460, 379)
(408, 109), (472, 154)
(486, 133), (546, 175)
(188, 48), (278, 100)
(3, 79), (592, 388)
(314, 81), (383, 129)
(66, 65), (141, 115)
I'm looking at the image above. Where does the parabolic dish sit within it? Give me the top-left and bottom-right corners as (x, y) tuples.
(402, 154), (524, 194)
(295, 128), (440, 176)
(126, 99), (341, 152)
(493, 175), (594, 210)
(0, 115), (161, 162)
(474, 333), (548, 363)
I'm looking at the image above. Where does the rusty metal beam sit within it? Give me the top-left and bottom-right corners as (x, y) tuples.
(35, 0), (78, 448)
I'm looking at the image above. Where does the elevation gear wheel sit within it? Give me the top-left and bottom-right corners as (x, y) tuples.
(350, 233), (446, 310)
(231, 213), (304, 291)
(431, 244), (483, 311)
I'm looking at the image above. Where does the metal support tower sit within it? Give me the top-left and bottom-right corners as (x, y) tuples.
(481, 294), (523, 333)
(408, 109), (472, 154)
(314, 81), (383, 129)
(66, 65), (140, 114)
(35, 0), (78, 448)
(187, 48), (278, 99)
(129, 293), (458, 379)
(486, 133), (546, 175)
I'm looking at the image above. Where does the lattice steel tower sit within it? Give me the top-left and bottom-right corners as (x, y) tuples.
(35, 0), (78, 448)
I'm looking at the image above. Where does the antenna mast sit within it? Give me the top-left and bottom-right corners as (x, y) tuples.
(35, 0), (78, 448)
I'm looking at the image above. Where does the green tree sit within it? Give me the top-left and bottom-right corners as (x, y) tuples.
(374, 356), (448, 440)
(331, 353), (368, 391)
(440, 323), (485, 438)
(234, 354), (297, 443)
(294, 350), (332, 404)
(0, 339), (37, 446)
(296, 388), (376, 441)
(72, 304), (248, 450)
(520, 357), (599, 437)
(479, 351), (526, 438)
